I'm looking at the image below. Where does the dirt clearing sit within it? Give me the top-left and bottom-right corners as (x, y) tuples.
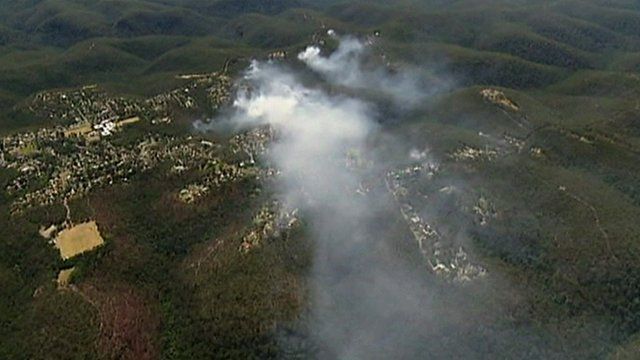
(57, 268), (75, 287)
(55, 221), (105, 260)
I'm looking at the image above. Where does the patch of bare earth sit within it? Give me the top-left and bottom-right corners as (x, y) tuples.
(54, 221), (105, 260)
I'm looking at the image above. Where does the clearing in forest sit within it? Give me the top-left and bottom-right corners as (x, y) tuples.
(57, 267), (75, 287)
(54, 221), (105, 260)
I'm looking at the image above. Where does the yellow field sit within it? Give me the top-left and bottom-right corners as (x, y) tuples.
(54, 221), (105, 260)
(57, 267), (75, 287)
(117, 116), (141, 127)
(64, 122), (92, 137)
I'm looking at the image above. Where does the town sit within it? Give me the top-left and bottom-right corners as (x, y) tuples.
(0, 69), (247, 214)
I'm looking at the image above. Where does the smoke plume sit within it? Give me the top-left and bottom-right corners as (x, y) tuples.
(214, 39), (440, 357)
(203, 35), (565, 359)
(231, 60), (374, 213)
(298, 33), (436, 107)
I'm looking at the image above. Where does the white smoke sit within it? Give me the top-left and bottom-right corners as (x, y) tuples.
(219, 53), (440, 358)
(226, 61), (375, 212)
(298, 34), (433, 107)
(194, 34), (605, 359)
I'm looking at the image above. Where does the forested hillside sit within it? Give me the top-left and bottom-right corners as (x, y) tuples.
(2, 1), (640, 359)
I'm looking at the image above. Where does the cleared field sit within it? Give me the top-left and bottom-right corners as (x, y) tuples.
(64, 122), (92, 136)
(117, 116), (140, 127)
(57, 267), (75, 287)
(54, 221), (105, 260)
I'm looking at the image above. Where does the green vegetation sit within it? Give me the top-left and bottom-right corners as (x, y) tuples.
(2, 0), (640, 358)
